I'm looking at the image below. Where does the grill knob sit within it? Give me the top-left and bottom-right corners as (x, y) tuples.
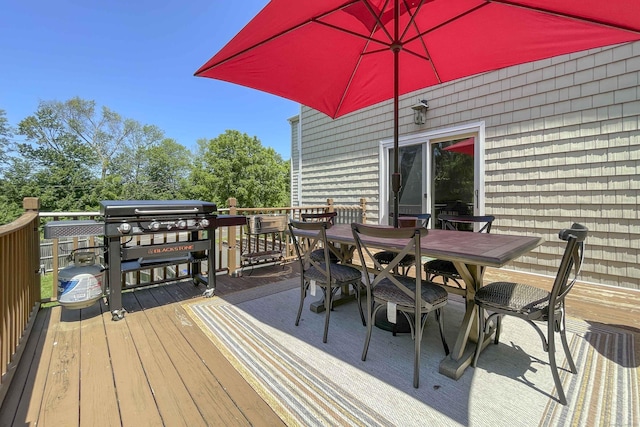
(177, 220), (187, 229)
(118, 223), (132, 234)
(149, 221), (161, 231)
(199, 218), (210, 228)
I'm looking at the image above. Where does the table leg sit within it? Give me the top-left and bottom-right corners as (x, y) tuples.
(309, 242), (358, 313)
(309, 285), (359, 313)
(439, 262), (490, 379)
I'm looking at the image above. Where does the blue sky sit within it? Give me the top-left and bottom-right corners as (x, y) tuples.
(0, 1), (299, 159)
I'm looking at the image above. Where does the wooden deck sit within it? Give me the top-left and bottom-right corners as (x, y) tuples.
(1, 263), (639, 426)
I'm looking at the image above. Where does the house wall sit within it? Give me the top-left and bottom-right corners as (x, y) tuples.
(289, 115), (300, 206)
(291, 41), (640, 290)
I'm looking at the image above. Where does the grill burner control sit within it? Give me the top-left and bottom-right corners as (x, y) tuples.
(118, 223), (132, 234)
(113, 219), (215, 235)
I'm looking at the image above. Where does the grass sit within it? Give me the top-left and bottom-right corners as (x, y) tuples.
(41, 273), (53, 299)
(40, 273), (60, 308)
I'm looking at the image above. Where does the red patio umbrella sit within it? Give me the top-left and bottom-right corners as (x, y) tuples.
(195, 0), (640, 225)
(444, 138), (474, 156)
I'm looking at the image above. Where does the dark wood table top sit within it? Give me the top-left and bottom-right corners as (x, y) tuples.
(319, 224), (543, 268)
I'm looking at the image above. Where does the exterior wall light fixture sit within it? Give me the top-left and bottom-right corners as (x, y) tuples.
(411, 99), (429, 125)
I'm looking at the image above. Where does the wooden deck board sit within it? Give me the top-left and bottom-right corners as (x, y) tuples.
(172, 281), (286, 427)
(0, 302), (50, 426)
(124, 288), (207, 427)
(79, 302), (119, 427)
(1, 263), (638, 426)
(139, 285), (253, 426)
(38, 307), (81, 425)
(104, 292), (164, 427)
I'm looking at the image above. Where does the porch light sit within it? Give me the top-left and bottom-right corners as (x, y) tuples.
(411, 99), (429, 125)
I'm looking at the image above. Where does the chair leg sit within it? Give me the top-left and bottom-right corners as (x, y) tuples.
(558, 311), (577, 374)
(436, 309), (449, 355)
(295, 279), (306, 326)
(494, 314), (502, 344)
(472, 306), (486, 368)
(323, 286), (332, 343)
(354, 282), (366, 326)
(413, 311), (422, 388)
(547, 320), (568, 405)
(362, 304), (382, 361)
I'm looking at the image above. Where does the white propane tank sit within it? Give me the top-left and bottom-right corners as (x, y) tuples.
(58, 252), (105, 309)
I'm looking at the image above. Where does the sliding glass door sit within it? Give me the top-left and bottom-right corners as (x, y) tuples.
(382, 123), (485, 227)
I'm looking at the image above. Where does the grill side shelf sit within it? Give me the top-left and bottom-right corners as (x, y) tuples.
(44, 220), (105, 239)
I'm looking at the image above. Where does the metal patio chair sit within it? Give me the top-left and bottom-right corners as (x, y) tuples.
(289, 220), (365, 343)
(425, 214), (495, 291)
(472, 223), (588, 405)
(352, 223), (449, 388)
(373, 213), (431, 276)
(301, 212), (340, 263)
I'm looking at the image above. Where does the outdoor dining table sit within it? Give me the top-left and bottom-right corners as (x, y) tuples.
(295, 223), (543, 380)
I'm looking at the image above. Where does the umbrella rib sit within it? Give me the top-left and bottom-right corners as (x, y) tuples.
(195, 1), (362, 75)
(404, 3), (487, 45)
(398, 0), (427, 42)
(314, 20), (392, 48)
(334, 39), (373, 118)
(400, 0), (442, 84)
(333, 0), (396, 117)
(361, 0), (394, 43)
(488, 0), (640, 35)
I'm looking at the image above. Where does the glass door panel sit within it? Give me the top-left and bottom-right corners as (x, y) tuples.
(387, 144), (424, 224)
(431, 139), (475, 229)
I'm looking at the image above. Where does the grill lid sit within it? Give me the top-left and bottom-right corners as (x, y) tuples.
(100, 200), (217, 217)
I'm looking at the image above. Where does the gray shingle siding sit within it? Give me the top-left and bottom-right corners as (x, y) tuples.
(292, 41), (640, 290)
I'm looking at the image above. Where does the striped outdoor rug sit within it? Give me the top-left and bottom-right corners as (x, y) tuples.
(185, 280), (639, 426)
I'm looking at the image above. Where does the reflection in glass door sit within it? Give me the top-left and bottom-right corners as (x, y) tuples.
(431, 138), (475, 229)
(387, 144), (424, 224)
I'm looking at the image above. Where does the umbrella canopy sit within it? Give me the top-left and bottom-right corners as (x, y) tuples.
(195, 0), (640, 225)
(444, 138), (474, 156)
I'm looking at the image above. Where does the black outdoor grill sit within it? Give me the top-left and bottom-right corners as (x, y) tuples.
(45, 200), (246, 321)
(100, 200), (218, 320)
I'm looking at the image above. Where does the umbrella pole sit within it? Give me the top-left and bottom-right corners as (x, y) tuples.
(392, 0), (400, 228)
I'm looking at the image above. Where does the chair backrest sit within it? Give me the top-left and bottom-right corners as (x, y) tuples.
(550, 223), (588, 306)
(301, 211), (337, 225)
(438, 214), (495, 233)
(351, 223), (431, 311)
(288, 220), (334, 280)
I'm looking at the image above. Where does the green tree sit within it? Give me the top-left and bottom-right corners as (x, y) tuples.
(188, 130), (290, 208)
(16, 103), (100, 212)
(14, 98), (168, 207)
(0, 109), (12, 167)
(0, 158), (35, 224)
(111, 136), (191, 200)
(59, 97), (143, 181)
(145, 138), (192, 199)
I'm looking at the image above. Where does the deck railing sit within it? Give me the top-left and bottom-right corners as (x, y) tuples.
(223, 198), (367, 273)
(38, 197), (367, 292)
(0, 198), (41, 404)
(0, 196), (366, 403)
